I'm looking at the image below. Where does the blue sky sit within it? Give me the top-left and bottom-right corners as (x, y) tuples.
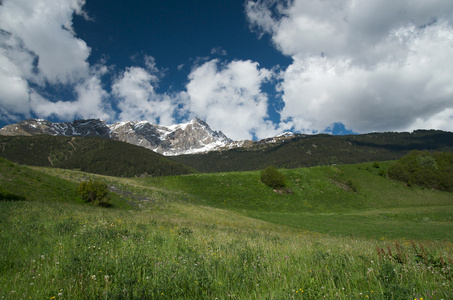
(1, 0), (453, 140)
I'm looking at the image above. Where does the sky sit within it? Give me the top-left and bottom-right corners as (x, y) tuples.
(1, 0), (453, 141)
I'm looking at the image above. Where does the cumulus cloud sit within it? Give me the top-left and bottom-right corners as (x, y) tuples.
(246, 0), (453, 133)
(185, 59), (277, 140)
(0, 43), (31, 118)
(112, 65), (180, 125)
(0, 0), (91, 85)
(30, 69), (112, 121)
(0, 0), (114, 122)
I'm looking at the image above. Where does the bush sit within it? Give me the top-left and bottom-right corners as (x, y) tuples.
(77, 180), (111, 207)
(260, 166), (286, 189)
(388, 150), (453, 191)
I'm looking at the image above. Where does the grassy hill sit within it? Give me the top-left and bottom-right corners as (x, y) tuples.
(172, 129), (453, 172)
(0, 156), (83, 204)
(0, 157), (133, 209)
(1, 159), (452, 299)
(136, 161), (453, 241)
(0, 135), (194, 177)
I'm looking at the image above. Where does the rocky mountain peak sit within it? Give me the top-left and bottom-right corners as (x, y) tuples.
(0, 118), (232, 156)
(159, 118), (232, 155)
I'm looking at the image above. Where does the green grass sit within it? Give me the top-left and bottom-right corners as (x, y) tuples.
(0, 157), (82, 204)
(0, 157), (131, 209)
(136, 162), (453, 241)
(1, 200), (452, 299)
(1, 159), (453, 299)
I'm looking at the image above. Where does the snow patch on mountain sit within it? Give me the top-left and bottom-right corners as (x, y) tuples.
(0, 118), (232, 156)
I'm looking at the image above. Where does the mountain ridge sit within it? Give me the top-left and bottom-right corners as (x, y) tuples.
(171, 129), (453, 173)
(0, 118), (232, 156)
(2, 119), (453, 169)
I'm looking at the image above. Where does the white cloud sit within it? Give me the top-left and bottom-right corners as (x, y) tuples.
(112, 66), (179, 125)
(410, 108), (453, 132)
(0, 45), (31, 117)
(0, 0), (91, 85)
(0, 0), (115, 123)
(210, 46), (228, 56)
(185, 59), (276, 140)
(30, 73), (112, 121)
(246, 0), (453, 133)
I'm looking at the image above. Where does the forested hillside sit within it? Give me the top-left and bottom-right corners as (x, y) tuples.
(1, 130), (452, 175)
(172, 130), (453, 172)
(0, 135), (194, 177)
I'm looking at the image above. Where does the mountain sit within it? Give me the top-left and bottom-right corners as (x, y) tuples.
(0, 118), (232, 156)
(0, 135), (194, 177)
(172, 130), (453, 173)
(109, 118), (232, 155)
(3, 119), (453, 174)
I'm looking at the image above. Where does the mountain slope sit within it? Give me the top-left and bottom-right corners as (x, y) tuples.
(0, 135), (194, 177)
(0, 157), (82, 203)
(0, 118), (231, 156)
(172, 130), (453, 172)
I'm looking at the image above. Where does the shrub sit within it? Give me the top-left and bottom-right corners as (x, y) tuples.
(388, 150), (453, 191)
(260, 166), (286, 189)
(77, 179), (111, 207)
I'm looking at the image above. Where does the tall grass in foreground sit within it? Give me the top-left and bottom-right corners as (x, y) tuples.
(1, 200), (452, 299)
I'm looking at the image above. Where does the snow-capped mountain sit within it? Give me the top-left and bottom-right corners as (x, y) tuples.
(0, 118), (232, 156)
(109, 118), (232, 156)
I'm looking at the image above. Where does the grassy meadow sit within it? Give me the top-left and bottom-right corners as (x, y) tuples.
(1, 158), (452, 299)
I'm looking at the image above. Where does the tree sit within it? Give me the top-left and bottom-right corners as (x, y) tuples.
(260, 166), (286, 189)
(77, 179), (111, 207)
(388, 150), (453, 191)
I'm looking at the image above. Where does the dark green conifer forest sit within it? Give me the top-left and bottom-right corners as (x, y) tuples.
(0, 135), (194, 177)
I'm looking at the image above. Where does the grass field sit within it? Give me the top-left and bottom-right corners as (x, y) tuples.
(1, 158), (452, 299)
(137, 162), (453, 241)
